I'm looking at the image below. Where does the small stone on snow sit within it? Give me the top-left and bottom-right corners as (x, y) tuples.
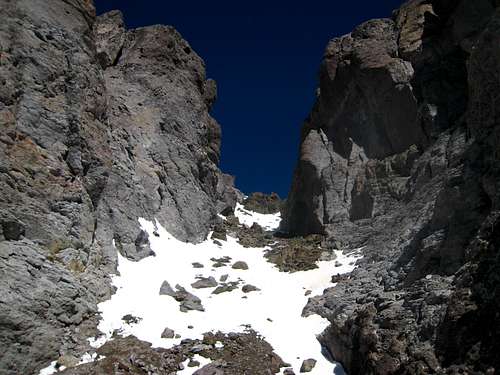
(232, 261), (248, 270)
(300, 358), (317, 372)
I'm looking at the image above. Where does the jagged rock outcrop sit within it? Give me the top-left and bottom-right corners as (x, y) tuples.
(284, 0), (500, 374)
(243, 192), (282, 214)
(0, 1), (237, 374)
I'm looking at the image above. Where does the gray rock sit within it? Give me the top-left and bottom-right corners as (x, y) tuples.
(211, 225), (227, 241)
(0, 241), (105, 374)
(231, 261), (248, 270)
(122, 314), (142, 324)
(242, 284), (260, 293)
(211, 256), (231, 267)
(0, 2), (236, 371)
(161, 327), (175, 339)
(94, 10), (126, 68)
(216, 174), (244, 215)
(192, 262), (204, 268)
(300, 359), (316, 372)
(212, 282), (239, 295)
(188, 359), (201, 367)
(159, 280), (176, 297)
(191, 276), (218, 289)
(174, 285), (204, 312)
(57, 355), (79, 369)
(283, 1), (500, 374)
(190, 344), (212, 353)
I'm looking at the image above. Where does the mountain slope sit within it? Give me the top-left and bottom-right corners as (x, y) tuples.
(282, 0), (500, 373)
(0, 2), (237, 374)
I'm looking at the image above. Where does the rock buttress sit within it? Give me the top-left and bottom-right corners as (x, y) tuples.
(0, 2), (237, 373)
(285, 0), (500, 373)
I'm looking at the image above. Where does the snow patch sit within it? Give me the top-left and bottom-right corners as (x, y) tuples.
(234, 203), (281, 231)
(41, 208), (361, 375)
(38, 361), (60, 375)
(38, 353), (103, 375)
(178, 354), (211, 374)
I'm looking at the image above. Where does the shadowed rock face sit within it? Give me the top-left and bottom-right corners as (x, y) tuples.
(285, 0), (500, 374)
(243, 192), (283, 214)
(0, 1), (237, 373)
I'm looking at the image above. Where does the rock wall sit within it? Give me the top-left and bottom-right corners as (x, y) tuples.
(0, 1), (237, 374)
(284, 0), (500, 373)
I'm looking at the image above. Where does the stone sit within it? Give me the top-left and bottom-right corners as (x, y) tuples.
(161, 327), (175, 339)
(159, 280), (176, 297)
(212, 282), (239, 295)
(94, 10), (126, 68)
(211, 256), (231, 264)
(191, 344), (211, 353)
(231, 261), (248, 270)
(57, 355), (79, 369)
(0, 242), (103, 374)
(188, 359), (201, 367)
(122, 314), (142, 325)
(242, 284), (260, 293)
(211, 226), (227, 241)
(191, 276), (218, 289)
(192, 262), (204, 268)
(175, 287), (205, 312)
(300, 359), (316, 372)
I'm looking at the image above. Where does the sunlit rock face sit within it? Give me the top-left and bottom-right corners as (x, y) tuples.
(0, 2), (237, 373)
(282, 0), (500, 373)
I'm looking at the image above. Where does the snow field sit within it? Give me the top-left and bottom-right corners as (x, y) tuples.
(40, 207), (361, 374)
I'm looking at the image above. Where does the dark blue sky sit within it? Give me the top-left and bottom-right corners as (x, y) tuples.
(95, 1), (404, 197)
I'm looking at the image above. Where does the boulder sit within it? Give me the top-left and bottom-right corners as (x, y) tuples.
(300, 359), (316, 372)
(242, 284), (260, 293)
(159, 281), (176, 297)
(191, 276), (218, 289)
(231, 261), (249, 270)
(161, 327), (175, 339)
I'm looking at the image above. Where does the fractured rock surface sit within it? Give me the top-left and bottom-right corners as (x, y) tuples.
(284, 1), (500, 374)
(0, 1), (238, 373)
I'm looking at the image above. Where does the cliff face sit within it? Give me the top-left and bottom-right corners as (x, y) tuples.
(284, 0), (500, 373)
(0, 1), (237, 374)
